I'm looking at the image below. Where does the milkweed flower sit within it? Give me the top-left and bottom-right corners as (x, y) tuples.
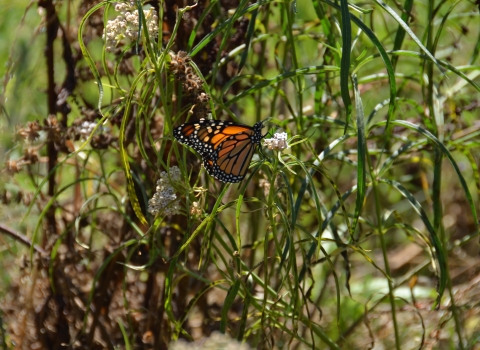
(263, 132), (288, 151)
(76, 121), (100, 139)
(104, 1), (159, 52)
(148, 166), (182, 216)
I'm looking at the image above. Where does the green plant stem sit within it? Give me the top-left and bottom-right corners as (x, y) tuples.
(262, 153), (280, 337)
(366, 148), (401, 350)
(444, 253), (465, 349)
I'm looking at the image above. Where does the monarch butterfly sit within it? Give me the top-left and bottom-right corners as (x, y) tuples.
(173, 118), (265, 183)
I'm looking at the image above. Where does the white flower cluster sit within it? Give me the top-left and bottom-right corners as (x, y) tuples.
(104, 2), (159, 52)
(263, 132), (289, 151)
(77, 121), (98, 138)
(148, 166), (182, 216)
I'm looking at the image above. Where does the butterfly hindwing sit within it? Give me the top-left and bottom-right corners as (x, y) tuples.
(203, 133), (257, 183)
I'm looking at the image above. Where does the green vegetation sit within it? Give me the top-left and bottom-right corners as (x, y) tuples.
(0, 0), (479, 348)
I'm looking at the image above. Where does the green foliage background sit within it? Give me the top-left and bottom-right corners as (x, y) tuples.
(0, 0), (479, 349)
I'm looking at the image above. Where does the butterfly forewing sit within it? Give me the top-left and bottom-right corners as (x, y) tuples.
(173, 119), (264, 183)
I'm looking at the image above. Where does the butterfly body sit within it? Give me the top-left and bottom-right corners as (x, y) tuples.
(174, 119), (264, 183)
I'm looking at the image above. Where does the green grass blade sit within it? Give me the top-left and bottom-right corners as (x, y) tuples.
(374, 119), (479, 232)
(340, 0), (352, 132)
(189, 0), (272, 57)
(322, 0), (397, 124)
(352, 75), (366, 234)
(220, 279), (241, 333)
(372, 0), (443, 72)
(224, 65), (339, 107)
(118, 70), (149, 226)
(238, 8), (258, 72)
(78, 2), (105, 110)
(391, 0), (414, 69)
(379, 179), (446, 306)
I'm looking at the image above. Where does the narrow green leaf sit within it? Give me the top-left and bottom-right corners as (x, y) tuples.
(391, 0), (414, 69)
(186, 0), (219, 51)
(119, 71), (149, 226)
(321, 0), (397, 125)
(224, 65), (339, 106)
(299, 187), (356, 282)
(190, 0), (273, 57)
(372, 0), (443, 72)
(238, 9), (258, 72)
(172, 185), (230, 260)
(78, 2), (105, 110)
(220, 279), (241, 333)
(374, 119), (479, 232)
(117, 319), (132, 350)
(380, 179), (446, 306)
(237, 291), (251, 340)
(340, 0), (353, 132)
(352, 75), (366, 234)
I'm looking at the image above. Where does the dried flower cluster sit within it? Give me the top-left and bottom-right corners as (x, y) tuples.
(264, 132), (289, 151)
(17, 120), (42, 142)
(8, 116), (64, 174)
(169, 51), (210, 119)
(104, 1), (159, 52)
(258, 173), (283, 198)
(43, 115), (63, 143)
(148, 166), (182, 216)
(16, 115), (64, 144)
(9, 115), (117, 175)
(258, 178), (271, 197)
(190, 201), (202, 216)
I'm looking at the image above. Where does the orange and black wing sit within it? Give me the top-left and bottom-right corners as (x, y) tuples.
(203, 131), (258, 183)
(174, 119), (264, 183)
